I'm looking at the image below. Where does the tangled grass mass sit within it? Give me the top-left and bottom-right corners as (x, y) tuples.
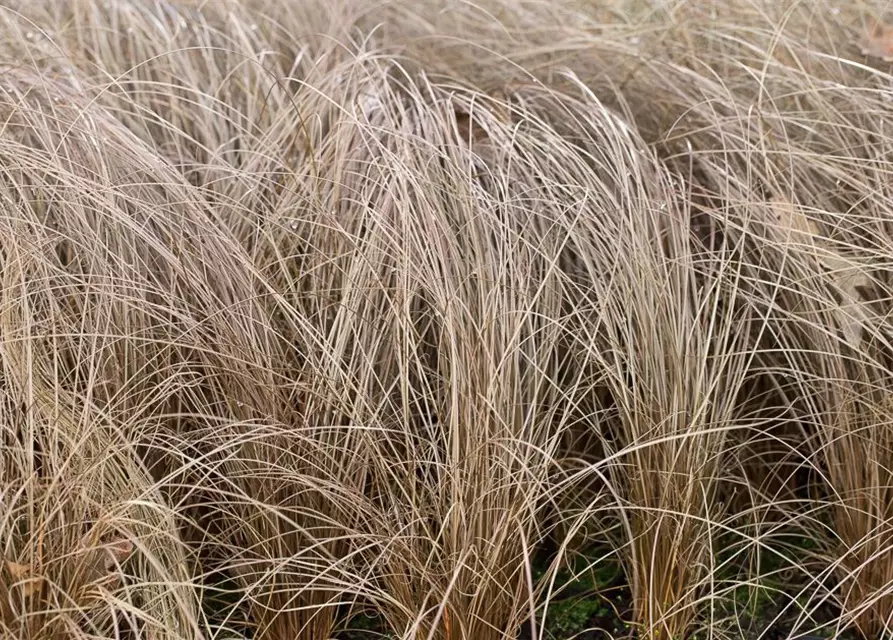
(2, 0), (893, 638)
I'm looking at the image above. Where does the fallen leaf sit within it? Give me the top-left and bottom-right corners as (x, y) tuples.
(5, 561), (29, 580)
(861, 18), (893, 62)
(769, 197), (872, 349)
(769, 196), (820, 244)
(4, 559), (45, 598)
(99, 538), (134, 572)
(76, 536), (135, 589)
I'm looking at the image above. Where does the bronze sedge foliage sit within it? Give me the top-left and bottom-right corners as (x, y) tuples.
(0, 1), (892, 639)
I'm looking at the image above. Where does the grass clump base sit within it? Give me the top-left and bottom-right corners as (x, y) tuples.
(2, 1), (893, 639)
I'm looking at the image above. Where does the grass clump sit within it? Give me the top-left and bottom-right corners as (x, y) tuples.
(1, 1), (893, 639)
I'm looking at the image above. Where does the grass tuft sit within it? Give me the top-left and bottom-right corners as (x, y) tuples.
(1, 1), (893, 639)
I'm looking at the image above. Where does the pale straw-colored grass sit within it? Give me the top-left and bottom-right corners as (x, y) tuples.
(2, 1), (893, 639)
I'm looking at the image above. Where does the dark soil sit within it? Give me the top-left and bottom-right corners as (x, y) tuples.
(336, 544), (862, 640)
(516, 570), (634, 640)
(338, 583), (861, 640)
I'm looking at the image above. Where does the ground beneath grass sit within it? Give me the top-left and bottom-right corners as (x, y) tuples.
(339, 558), (861, 640)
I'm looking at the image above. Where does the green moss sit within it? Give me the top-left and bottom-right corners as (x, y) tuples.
(347, 611), (382, 631)
(542, 596), (604, 639)
(533, 545), (624, 639)
(342, 610), (401, 639)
